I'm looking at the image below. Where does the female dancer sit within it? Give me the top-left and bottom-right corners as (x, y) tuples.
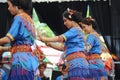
(38, 8), (89, 80)
(0, 0), (39, 79)
(80, 17), (108, 80)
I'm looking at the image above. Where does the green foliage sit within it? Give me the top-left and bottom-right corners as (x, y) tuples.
(32, 8), (55, 37)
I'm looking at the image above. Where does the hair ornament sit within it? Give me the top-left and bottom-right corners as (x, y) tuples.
(68, 8), (76, 15)
(67, 8), (70, 12)
(86, 17), (95, 22)
(67, 8), (72, 19)
(68, 15), (72, 19)
(67, 8), (76, 19)
(90, 18), (95, 22)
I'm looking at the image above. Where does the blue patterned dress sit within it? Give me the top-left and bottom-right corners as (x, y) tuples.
(0, 69), (7, 80)
(6, 13), (39, 80)
(62, 27), (89, 80)
(86, 34), (107, 80)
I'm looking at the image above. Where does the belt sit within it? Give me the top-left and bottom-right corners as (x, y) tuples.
(11, 45), (32, 53)
(66, 52), (86, 61)
(86, 54), (101, 60)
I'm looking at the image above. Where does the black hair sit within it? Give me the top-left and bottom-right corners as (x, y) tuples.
(58, 64), (66, 70)
(81, 17), (97, 29)
(62, 64), (66, 70)
(62, 8), (83, 23)
(38, 62), (47, 69)
(8, 0), (32, 15)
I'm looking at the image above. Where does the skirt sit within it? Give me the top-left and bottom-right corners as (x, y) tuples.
(66, 52), (89, 80)
(8, 64), (34, 80)
(88, 59), (108, 80)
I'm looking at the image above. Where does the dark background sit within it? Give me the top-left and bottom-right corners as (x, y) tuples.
(0, 0), (120, 79)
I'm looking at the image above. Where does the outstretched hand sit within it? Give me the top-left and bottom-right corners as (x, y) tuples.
(37, 31), (42, 41)
(37, 31), (48, 42)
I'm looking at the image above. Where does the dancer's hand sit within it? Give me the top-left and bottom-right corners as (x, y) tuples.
(37, 31), (43, 41)
(37, 31), (47, 42)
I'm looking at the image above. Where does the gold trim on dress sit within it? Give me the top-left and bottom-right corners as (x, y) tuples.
(6, 33), (14, 41)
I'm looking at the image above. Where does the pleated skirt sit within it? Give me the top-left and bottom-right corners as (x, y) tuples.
(7, 64), (34, 80)
(67, 58), (89, 80)
(88, 59), (108, 80)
